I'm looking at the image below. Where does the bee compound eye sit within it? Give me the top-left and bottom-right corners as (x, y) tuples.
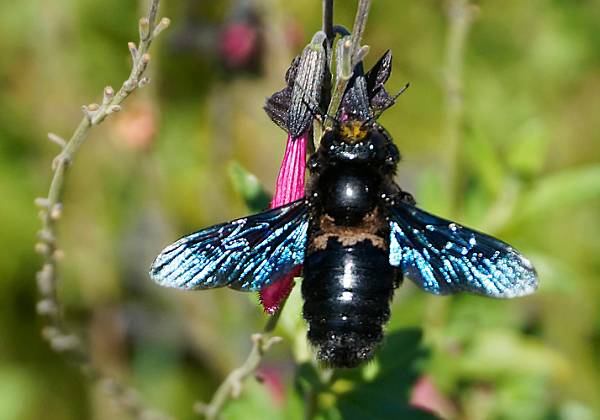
(307, 156), (320, 171)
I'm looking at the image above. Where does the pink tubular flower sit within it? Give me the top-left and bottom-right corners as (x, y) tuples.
(256, 366), (286, 407)
(410, 375), (456, 419)
(259, 131), (308, 314)
(219, 22), (260, 69)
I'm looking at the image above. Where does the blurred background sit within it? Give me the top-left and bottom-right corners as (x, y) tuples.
(1, 0), (599, 419)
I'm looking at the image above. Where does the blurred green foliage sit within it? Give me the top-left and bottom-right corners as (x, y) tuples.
(0, 0), (599, 419)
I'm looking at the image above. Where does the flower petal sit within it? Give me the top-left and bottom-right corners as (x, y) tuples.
(259, 131), (308, 313)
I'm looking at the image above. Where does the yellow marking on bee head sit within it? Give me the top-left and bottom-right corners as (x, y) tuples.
(340, 121), (368, 143)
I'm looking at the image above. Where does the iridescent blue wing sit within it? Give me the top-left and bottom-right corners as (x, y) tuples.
(150, 199), (308, 291)
(388, 201), (538, 298)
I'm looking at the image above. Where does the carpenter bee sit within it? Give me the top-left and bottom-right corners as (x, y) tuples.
(150, 52), (538, 368)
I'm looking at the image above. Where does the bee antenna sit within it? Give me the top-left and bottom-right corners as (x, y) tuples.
(371, 82), (410, 122)
(392, 82), (410, 101)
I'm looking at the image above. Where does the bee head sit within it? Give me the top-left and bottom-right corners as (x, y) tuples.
(318, 120), (393, 169)
(339, 120), (369, 144)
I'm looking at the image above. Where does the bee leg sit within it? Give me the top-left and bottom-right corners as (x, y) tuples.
(393, 267), (404, 288)
(383, 182), (416, 206)
(307, 153), (323, 174)
(382, 143), (400, 173)
(397, 189), (416, 205)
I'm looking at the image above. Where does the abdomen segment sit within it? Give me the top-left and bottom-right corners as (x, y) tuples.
(302, 237), (396, 368)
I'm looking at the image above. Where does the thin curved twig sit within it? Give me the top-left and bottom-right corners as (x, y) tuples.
(194, 299), (288, 419)
(34, 1), (170, 418)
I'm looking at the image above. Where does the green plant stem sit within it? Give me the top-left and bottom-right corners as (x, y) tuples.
(195, 299), (288, 419)
(303, 387), (318, 420)
(443, 0), (476, 209)
(424, 0), (476, 351)
(349, 0), (371, 61)
(34, 1), (170, 418)
(325, 0), (372, 127)
(322, 0), (334, 46)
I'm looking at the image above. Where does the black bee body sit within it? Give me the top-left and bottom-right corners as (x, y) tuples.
(150, 51), (538, 370)
(302, 122), (407, 367)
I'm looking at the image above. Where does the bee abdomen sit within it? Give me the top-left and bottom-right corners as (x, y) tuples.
(302, 237), (396, 368)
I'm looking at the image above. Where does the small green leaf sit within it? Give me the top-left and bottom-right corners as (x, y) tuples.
(458, 329), (569, 381)
(559, 401), (596, 420)
(464, 130), (505, 197)
(334, 329), (438, 420)
(513, 164), (600, 224)
(295, 362), (323, 394)
(416, 169), (452, 216)
(505, 120), (547, 178)
(228, 161), (272, 213)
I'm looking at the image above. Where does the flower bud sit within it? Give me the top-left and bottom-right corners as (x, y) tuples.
(287, 31), (328, 138)
(264, 31), (329, 138)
